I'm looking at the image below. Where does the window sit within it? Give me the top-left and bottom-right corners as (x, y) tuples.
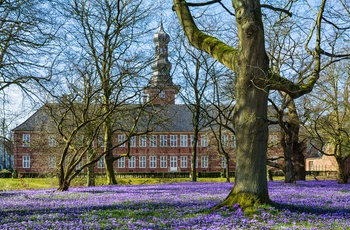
(150, 135), (157, 147)
(129, 136), (136, 147)
(150, 156), (157, 168)
(48, 156), (56, 168)
(231, 135), (236, 147)
(159, 90), (165, 98)
(22, 134), (30, 147)
(128, 156), (135, 168)
(118, 157), (125, 168)
(221, 157), (227, 168)
(118, 134), (126, 147)
(160, 135), (167, 147)
(23, 155), (30, 168)
(139, 156), (146, 168)
(98, 135), (104, 147)
(201, 135), (208, 147)
(180, 156), (188, 168)
(139, 135), (147, 147)
(160, 156), (167, 168)
(309, 161), (314, 171)
(170, 135), (177, 147)
(221, 135), (228, 147)
(269, 134), (278, 143)
(180, 135), (188, 147)
(170, 156), (177, 171)
(201, 156), (208, 168)
(98, 157), (105, 168)
(48, 135), (57, 147)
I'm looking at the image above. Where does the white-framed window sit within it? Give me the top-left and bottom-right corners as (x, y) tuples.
(180, 156), (188, 168)
(150, 135), (157, 147)
(23, 155), (30, 168)
(160, 135), (167, 147)
(98, 157), (105, 168)
(48, 135), (57, 147)
(22, 134), (30, 147)
(221, 157), (227, 168)
(118, 157), (125, 168)
(180, 135), (188, 147)
(48, 156), (56, 168)
(150, 156), (157, 168)
(118, 134), (126, 147)
(128, 156), (135, 168)
(231, 135), (236, 147)
(139, 156), (146, 168)
(129, 136), (136, 147)
(170, 135), (177, 147)
(269, 134), (278, 143)
(200, 135), (208, 147)
(201, 156), (208, 168)
(139, 135), (147, 147)
(170, 156), (177, 171)
(221, 135), (228, 147)
(98, 135), (104, 148)
(160, 156), (167, 168)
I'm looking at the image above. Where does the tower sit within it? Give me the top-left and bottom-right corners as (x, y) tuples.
(144, 21), (180, 105)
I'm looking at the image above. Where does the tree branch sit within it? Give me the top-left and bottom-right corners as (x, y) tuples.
(173, 0), (237, 71)
(261, 4), (292, 17)
(186, 0), (220, 7)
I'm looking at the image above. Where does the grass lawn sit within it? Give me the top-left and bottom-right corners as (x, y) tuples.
(0, 177), (234, 190)
(0, 177), (349, 229)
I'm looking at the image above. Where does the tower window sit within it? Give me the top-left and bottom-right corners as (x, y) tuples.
(159, 90), (165, 98)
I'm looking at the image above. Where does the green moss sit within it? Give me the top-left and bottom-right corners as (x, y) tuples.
(216, 191), (271, 216)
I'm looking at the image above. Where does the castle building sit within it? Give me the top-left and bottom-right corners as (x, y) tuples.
(12, 22), (237, 177)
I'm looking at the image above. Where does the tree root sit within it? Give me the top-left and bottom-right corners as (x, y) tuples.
(215, 190), (270, 215)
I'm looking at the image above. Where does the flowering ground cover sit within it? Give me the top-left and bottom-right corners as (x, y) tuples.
(0, 180), (349, 229)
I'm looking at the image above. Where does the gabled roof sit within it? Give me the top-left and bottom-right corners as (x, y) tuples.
(12, 106), (53, 132)
(12, 103), (197, 133)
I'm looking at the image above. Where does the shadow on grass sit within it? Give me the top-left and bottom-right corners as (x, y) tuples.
(270, 200), (350, 216)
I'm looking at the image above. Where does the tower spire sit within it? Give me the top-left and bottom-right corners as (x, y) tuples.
(143, 20), (180, 105)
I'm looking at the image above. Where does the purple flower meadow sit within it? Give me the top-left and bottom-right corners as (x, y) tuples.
(0, 181), (349, 229)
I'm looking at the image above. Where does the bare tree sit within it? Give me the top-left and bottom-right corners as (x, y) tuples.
(0, 0), (55, 92)
(174, 39), (214, 181)
(208, 70), (236, 183)
(304, 62), (350, 184)
(55, 0), (156, 185)
(173, 0), (350, 209)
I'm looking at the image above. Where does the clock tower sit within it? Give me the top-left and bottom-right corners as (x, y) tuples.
(144, 21), (180, 105)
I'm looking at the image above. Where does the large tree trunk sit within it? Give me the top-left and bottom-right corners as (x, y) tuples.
(336, 159), (349, 184)
(105, 155), (117, 185)
(87, 153), (96, 186)
(173, 0), (270, 208)
(103, 117), (118, 185)
(282, 97), (306, 183)
(58, 170), (70, 191)
(225, 155), (230, 183)
(191, 137), (198, 182)
(281, 127), (295, 183)
(219, 0), (270, 208)
(294, 141), (306, 180)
